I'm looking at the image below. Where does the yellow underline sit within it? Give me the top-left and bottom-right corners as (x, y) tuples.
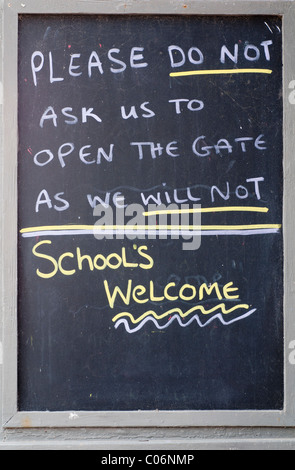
(20, 223), (281, 233)
(170, 68), (273, 77)
(143, 206), (269, 216)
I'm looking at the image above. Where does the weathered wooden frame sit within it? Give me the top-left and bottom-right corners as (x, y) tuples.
(2, 0), (295, 430)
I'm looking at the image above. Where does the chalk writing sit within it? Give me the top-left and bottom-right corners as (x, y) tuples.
(17, 15), (284, 412)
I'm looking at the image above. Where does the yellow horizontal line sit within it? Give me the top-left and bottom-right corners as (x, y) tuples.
(20, 223), (281, 233)
(170, 68), (273, 77)
(143, 206), (269, 216)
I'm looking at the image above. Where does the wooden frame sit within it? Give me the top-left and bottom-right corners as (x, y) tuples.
(2, 0), (295, 430)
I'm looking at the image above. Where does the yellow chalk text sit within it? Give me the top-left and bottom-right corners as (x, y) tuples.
(104, 279), (240, 309)
(32, 240), (154, 279)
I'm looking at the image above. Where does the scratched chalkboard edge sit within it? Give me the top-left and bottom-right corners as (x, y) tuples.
(4, 0), (293, 16)
(3, 409), (291, 429)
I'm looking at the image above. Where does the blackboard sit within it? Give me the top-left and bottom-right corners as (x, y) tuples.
(17, 14), (283, 411)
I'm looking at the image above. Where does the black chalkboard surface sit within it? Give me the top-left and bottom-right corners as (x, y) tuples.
(18, 15), (283, 411)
